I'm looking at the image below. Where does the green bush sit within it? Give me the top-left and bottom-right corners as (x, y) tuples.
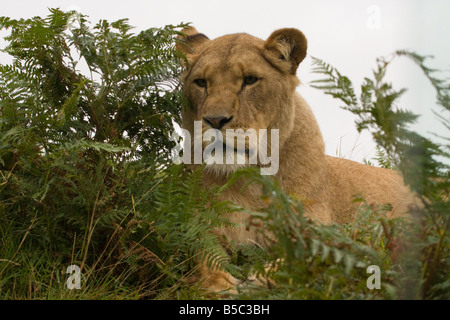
(0, 9), (448, 300)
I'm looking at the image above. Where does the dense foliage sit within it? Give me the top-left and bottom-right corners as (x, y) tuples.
(0, 9), (448, 299)
(308, 53), (449, 299)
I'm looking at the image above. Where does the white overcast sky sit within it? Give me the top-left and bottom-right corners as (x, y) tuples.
(1, 0), (449, 163)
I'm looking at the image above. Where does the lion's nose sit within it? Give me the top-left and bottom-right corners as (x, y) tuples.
(203, 116), (233, 130)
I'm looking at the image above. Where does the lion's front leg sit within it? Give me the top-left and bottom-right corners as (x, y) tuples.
(198, 261), (239, 294)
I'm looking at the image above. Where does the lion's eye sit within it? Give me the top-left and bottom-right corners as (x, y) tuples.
(193, 78), (207, 88)
(243, 76), (258, 86)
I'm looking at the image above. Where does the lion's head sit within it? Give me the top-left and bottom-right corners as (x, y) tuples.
(178, 27), (308, 175)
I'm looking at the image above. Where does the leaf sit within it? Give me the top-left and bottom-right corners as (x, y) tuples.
(321, 243), (331, 262)
(311, 239), (320, 257)
(344, 254), (355, 275)
(57, 80), (86, 127)
(333, 248), (344, 264)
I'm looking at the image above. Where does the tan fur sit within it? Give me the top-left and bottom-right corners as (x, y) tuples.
(177, 27), (417, 292)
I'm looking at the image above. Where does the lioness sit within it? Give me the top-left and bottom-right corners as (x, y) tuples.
(177, 27), (416, 292)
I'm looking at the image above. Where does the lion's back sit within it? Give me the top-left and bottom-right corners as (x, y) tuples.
(325, 156), (417, 223)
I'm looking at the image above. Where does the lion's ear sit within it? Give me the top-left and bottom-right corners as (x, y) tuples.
(264, 28), (307, 75)
(176, 26), (210, 55)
